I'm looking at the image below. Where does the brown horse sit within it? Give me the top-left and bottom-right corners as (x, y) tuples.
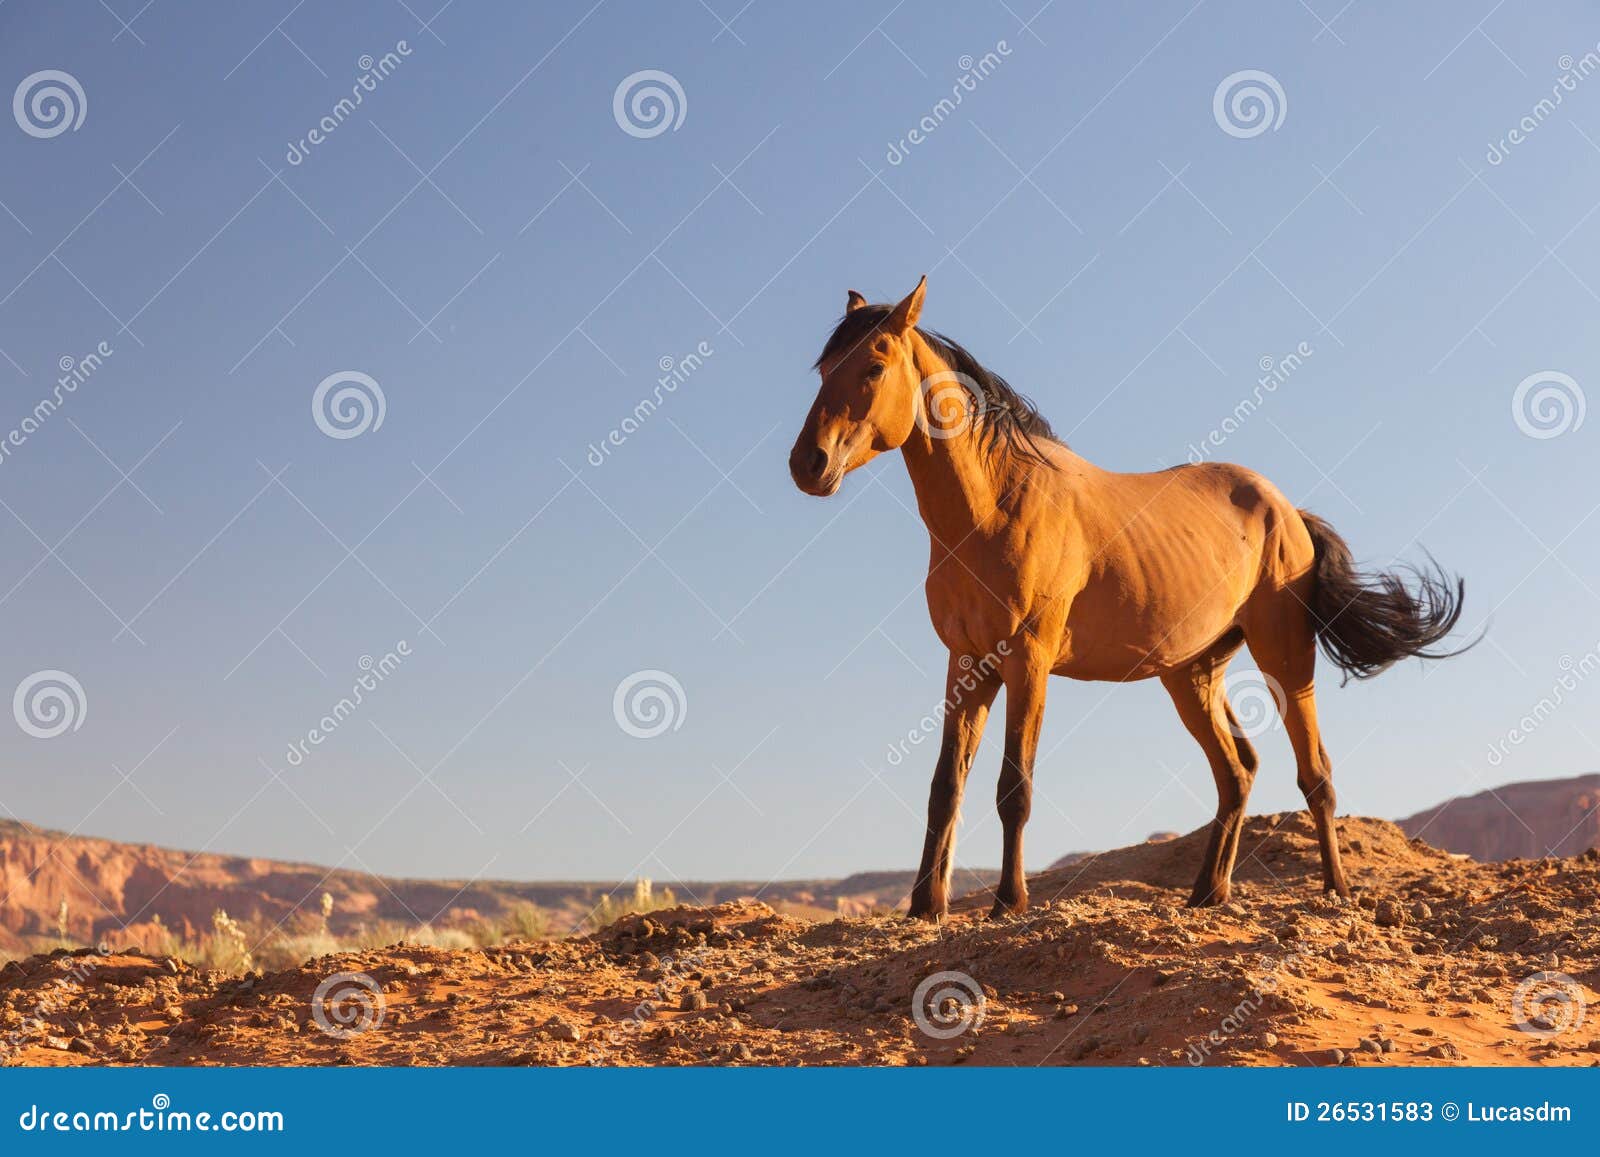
(789, 278), (1468, 920)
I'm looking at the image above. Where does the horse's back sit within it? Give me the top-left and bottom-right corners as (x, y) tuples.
(1052, 460), (1312, 678)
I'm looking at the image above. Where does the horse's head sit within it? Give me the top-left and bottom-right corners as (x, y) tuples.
(789, 277), (926, 496)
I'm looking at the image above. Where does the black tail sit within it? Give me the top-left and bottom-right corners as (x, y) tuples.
(1298, 510), (1472, 682)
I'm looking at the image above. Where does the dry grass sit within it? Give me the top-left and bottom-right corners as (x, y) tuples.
(8, 900), (561, 975)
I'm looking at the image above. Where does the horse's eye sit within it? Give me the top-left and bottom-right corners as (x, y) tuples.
(865, 364), (885, 381)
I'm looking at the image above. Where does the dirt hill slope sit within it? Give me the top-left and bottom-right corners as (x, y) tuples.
(4, 814), (1596, 1067)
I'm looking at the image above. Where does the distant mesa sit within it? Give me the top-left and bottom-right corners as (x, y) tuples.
(1396, 773), (1600, 861)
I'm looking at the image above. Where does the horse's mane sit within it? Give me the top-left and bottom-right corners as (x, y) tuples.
(813, 304), (1060, 466)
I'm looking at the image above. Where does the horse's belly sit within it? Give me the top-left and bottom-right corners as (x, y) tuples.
(1054, 585), (1245, 680)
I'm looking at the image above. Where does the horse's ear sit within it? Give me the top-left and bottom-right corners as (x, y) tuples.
(846, 289), (868, 313)
(885, 275), (926, 333)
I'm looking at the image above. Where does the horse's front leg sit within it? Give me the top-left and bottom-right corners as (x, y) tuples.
(990, 650), (1049, 919)
(907, 653), (1000, 922)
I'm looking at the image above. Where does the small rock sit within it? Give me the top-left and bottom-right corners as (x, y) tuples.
(680, 990), (708, 1012)
(547, 1021), (581, 1042)
(1427, 1041), (1462, 1060)
(1374, 900), (1407, 928)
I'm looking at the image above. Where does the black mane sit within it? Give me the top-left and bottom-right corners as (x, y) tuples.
(813, 304), (1059, 465)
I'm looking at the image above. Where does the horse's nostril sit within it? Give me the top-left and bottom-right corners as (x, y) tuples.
(808, 448), (829, 479)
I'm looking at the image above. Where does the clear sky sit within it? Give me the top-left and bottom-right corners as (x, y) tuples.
(0, 1), (1594, 891)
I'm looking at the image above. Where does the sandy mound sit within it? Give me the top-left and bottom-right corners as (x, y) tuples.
(4, 816), (1598, 1067)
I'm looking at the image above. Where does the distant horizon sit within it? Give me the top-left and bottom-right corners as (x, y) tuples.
(8, 767), (1594, 885)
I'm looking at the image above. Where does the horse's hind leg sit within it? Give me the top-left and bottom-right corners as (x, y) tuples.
(1246, 602), (1351, 898)
(1161, 634), (1257, 907)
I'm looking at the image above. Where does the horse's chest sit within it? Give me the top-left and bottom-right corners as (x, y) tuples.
(922, 561), (1023, 656)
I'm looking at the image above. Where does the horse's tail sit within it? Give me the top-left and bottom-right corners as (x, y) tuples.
(1297, 510), (1472, 681)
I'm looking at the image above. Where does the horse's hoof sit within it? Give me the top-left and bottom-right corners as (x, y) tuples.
(906, 905), (946, 924)
(1185, 889), (1228, 909)
(987, 898), (1026, 920)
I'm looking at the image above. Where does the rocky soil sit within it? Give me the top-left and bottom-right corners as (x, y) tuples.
(4, 813), (1597, 1067)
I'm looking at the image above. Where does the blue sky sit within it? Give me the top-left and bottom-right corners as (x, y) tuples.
(0, 1), (1595, 889)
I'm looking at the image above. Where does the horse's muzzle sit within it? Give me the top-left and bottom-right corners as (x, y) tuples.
(789, 440), (840, 497)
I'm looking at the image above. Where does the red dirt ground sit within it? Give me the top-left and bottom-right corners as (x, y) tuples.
(5, 814), (1597, 1067)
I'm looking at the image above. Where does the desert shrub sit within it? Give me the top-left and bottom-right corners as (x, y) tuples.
(196, 909), (255, 973)
(498, 903), (551, 943)
(583, 879), (678, 931)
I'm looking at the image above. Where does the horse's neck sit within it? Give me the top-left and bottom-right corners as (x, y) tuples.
(898, 344), (1000, 548)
